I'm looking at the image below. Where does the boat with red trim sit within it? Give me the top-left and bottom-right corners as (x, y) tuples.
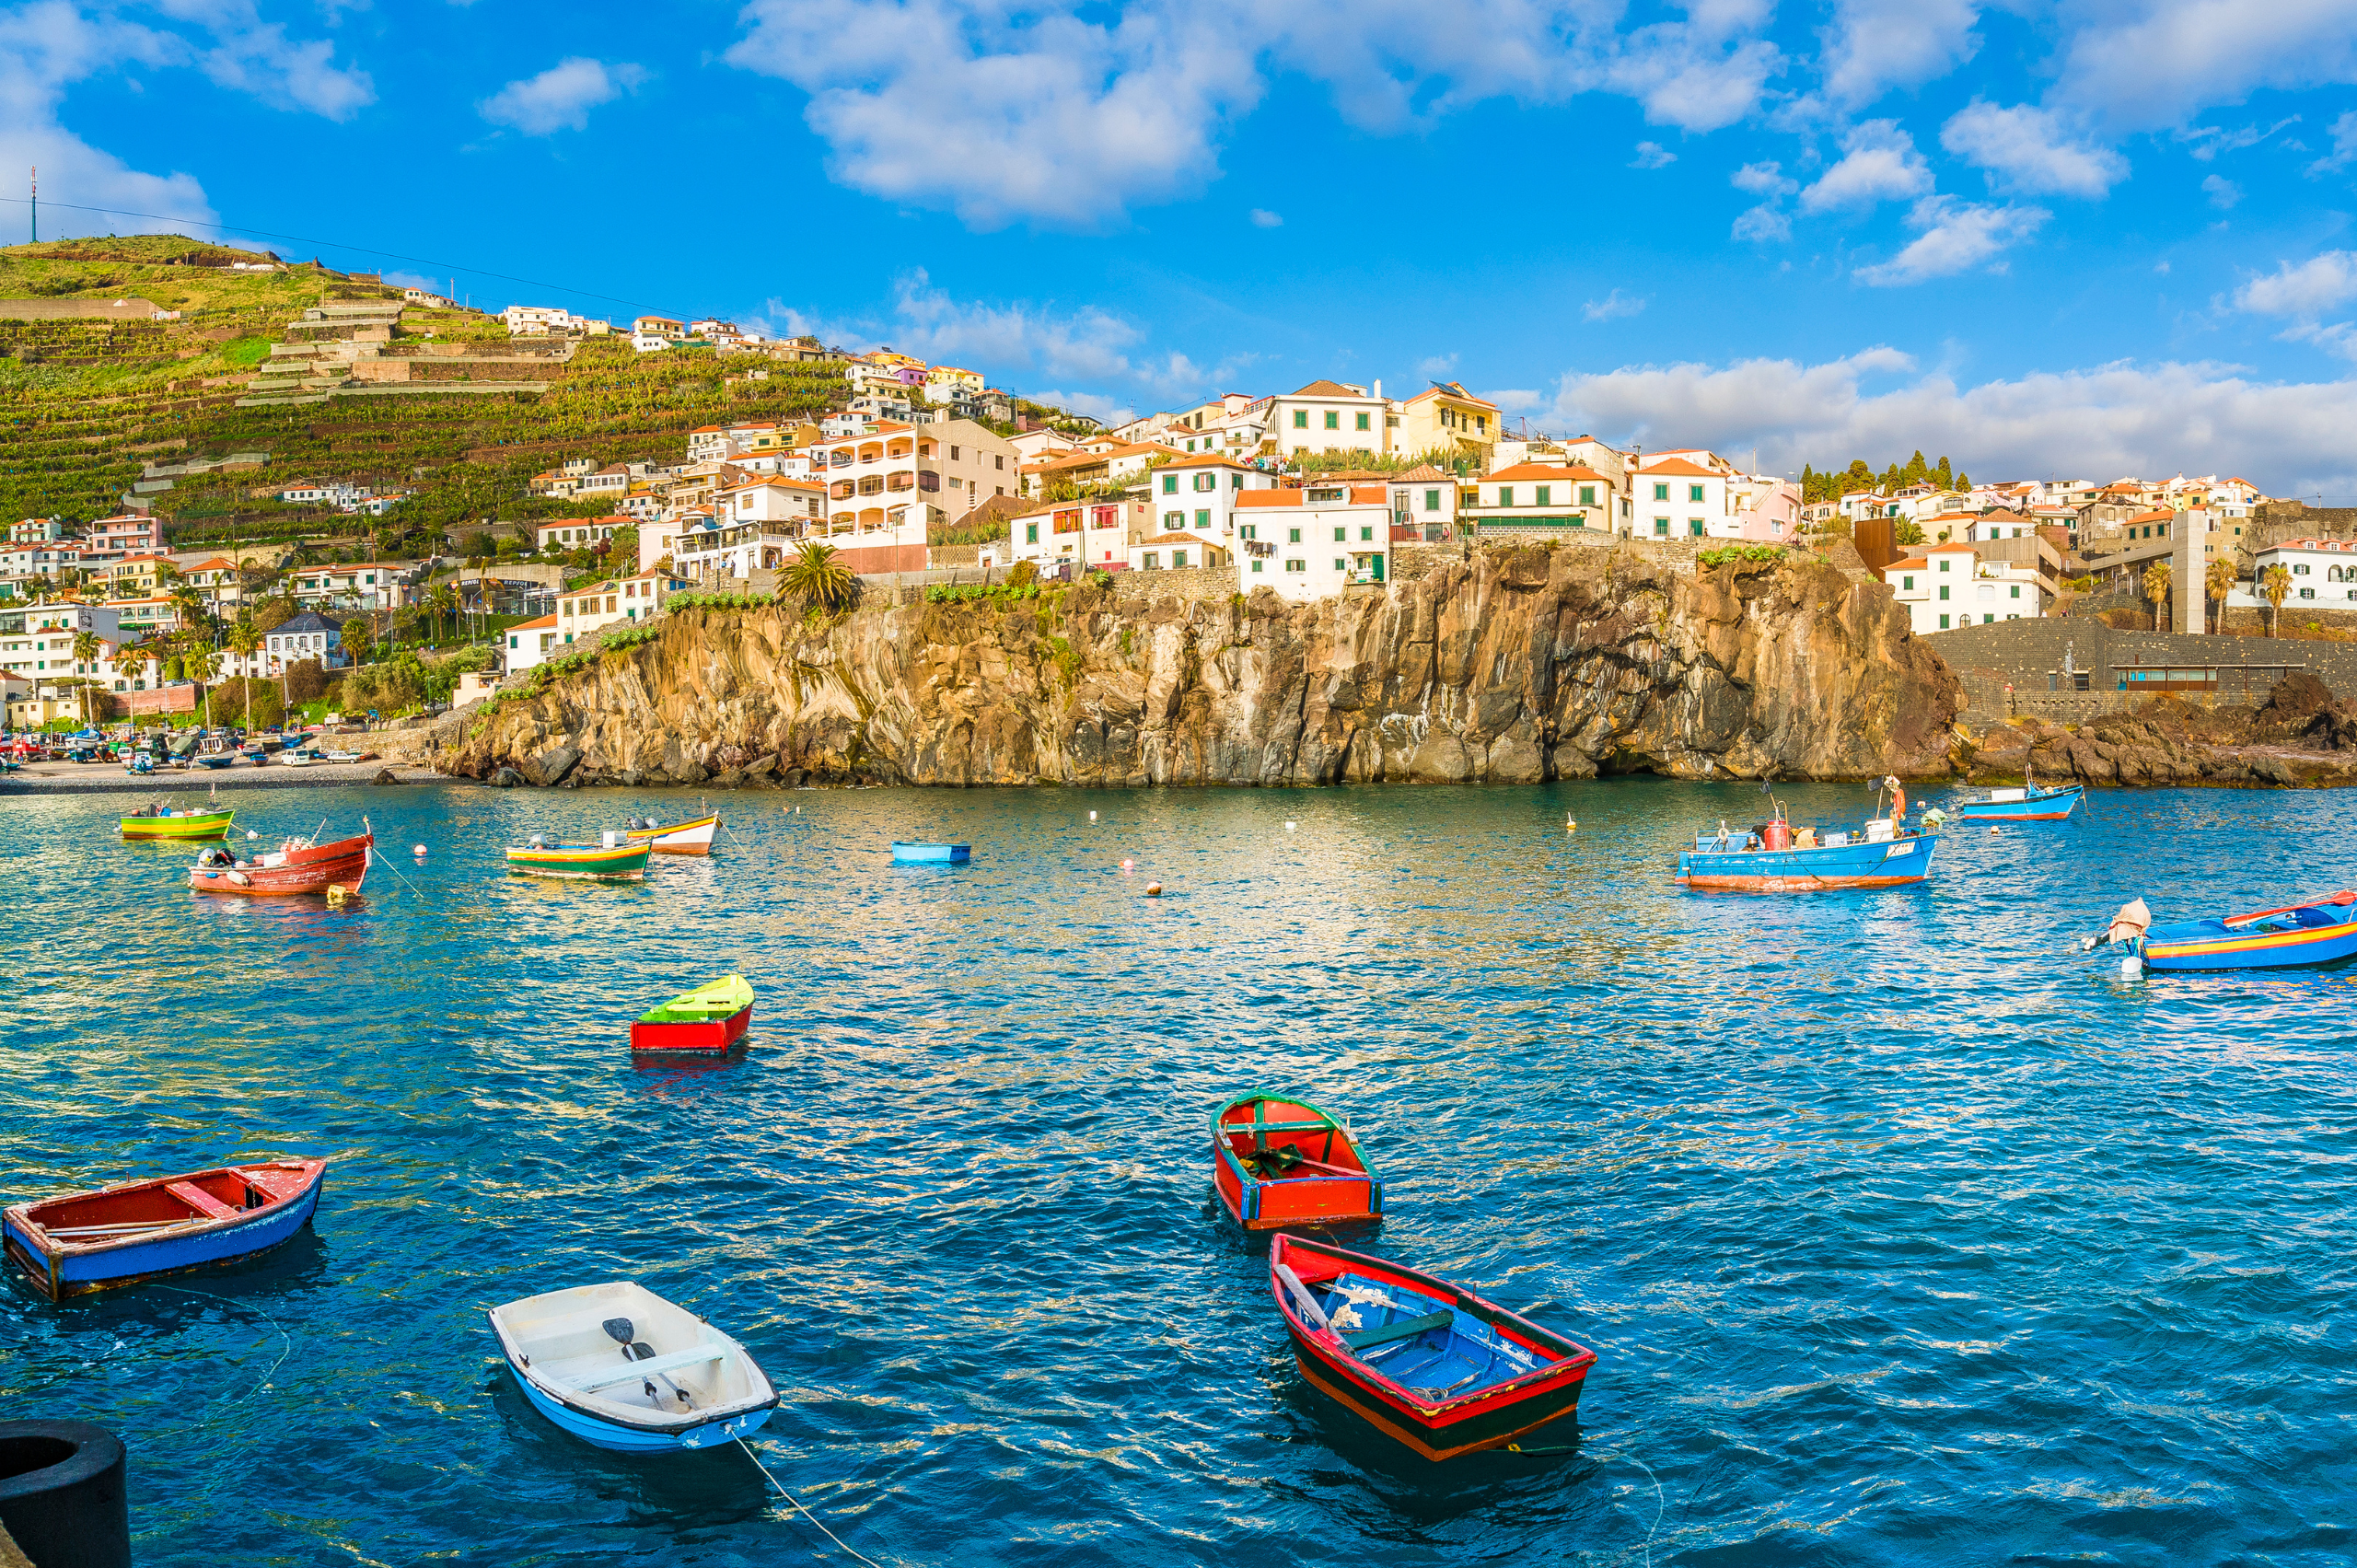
(189, 828), (372, 897)
(1270, 1233), (1596, 1460)
(1677, 789), (1936, 892)
(2100, 889), (2357, 971)
(622, 813), (719, 855)
(1211, 1094), (1380, 1229)
(1953, 776), (2084, 821)
(3, 1158), (329, 1300)
(630, 975), (753, 1052)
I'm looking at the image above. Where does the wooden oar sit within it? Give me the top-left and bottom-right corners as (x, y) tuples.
(41, 1217), (209, 1239)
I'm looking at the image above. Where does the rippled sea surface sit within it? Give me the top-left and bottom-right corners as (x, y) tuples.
(6, 779), (2357, 1566)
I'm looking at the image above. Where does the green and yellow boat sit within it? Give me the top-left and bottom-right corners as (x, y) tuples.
(120, 807), (235, 841)
(505, 839), (651, 882)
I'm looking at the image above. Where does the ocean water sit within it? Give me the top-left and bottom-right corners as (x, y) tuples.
(4, 779), (2354, 1567)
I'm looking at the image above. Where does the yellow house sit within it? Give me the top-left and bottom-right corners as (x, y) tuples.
(1391, 382), (1500, 466)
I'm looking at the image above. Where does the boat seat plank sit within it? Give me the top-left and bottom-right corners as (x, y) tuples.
(1224, 1119), (1336, 1134)
(164, 1180), (240, 1220)
(1341, 1309), (1456, 1352)
(566, 1345), (726, 1391)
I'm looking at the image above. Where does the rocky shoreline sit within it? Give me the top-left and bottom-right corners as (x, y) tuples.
(1958, 673), (2357, 788)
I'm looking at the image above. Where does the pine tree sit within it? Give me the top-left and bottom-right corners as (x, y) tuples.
(1935, 456), (1954, 490)
(1956, 471), (1970, 490)
(1906, 448), (1929, 485)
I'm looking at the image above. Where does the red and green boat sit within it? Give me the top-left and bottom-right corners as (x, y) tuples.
(1211, 1094), (1381, 1229)
(505, 840), (651, 881)
(630, 975), (753, 1052)
(1270, 1233), (1596, 1461)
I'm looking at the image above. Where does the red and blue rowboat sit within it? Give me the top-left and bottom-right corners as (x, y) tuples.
(2, 1159), (328, 1301)
(2141, 889), (2357, 971)
(1212, 1094), (1381, 1229)
(1678, 827), (1937, 891)
(1954, 782), (2084, 821)
(1270, 1233), (1596, 1461)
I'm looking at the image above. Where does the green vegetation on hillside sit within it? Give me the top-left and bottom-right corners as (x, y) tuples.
(1, 235), (847, 556)
(1801, 451), (1971, 505)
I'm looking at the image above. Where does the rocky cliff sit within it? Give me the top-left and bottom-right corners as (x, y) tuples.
(430, 546), (1965, 788)
(1961, 673), (2357, 787)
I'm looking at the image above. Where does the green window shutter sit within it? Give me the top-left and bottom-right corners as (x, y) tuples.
(1653, 518), (1668, 536)
(1293, 411), (1307, 428)
(1690, 484), (1704, 503)
(1654, 483), (1669, 501)
(1579, 485), (1595, 505)
(1535, 486), (1550, 505)
(1334, 527), (1346, 541)
(1026, 523), (1038, 542)
(2011, 585), (2021, 598)
(1424, 488), (1440, 510)
(1499, 487), (1514, 506)
(1288, 528), (1301, 543)
(1939, 614), (1950, 628)
(1938, 586), (1949, 600)
(1324, 412), (1339, 429)
(1195, 510), (1210, 528)
(1355, 412), (1369, 430)
(1251, 559), (1263, 573)
(1162, 474), (1178, 494)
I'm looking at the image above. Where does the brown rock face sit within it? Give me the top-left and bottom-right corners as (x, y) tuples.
(435, 549), (1963, 787)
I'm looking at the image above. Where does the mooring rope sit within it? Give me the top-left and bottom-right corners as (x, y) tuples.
(737, 1438), (890, 1567)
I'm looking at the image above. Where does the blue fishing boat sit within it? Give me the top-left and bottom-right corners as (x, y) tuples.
(2, 1159), (328, 1300)
(2096, 889), (2357, 971)
(1678, 787), (1936, 892)
(1954, 779), (2084, 821)
(892, 842), (970, 864)
(488, 1281), (779, 1453)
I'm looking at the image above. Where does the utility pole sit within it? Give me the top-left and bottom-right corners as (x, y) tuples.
(29, 167), (34, 244)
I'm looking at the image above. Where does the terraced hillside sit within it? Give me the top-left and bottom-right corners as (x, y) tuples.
(2, 235), (848, 555)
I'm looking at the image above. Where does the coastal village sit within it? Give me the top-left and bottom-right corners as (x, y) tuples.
(3, 296), (2344, 740)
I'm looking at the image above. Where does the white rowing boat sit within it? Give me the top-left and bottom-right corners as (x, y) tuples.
(487, 1281), (777, 1452)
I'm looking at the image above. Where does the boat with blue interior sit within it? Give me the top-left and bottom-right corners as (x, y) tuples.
(1954, 770), (2084, 821)
(2091, 890), (2357, 971)
(1677, 781), (1938, 892)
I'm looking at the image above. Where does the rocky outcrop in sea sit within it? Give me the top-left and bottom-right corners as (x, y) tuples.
(426, 545), (1964, 787)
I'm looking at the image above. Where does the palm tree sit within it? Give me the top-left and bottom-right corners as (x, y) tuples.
(226, 616), (262, 721)
(2142, 561), (2172, 633)
(425, 582), (459, 645)
(181, 635), (222, 731)
(343, 615), (376, 667)
(2263, 563), (2293, 638)
(2204, 556), (2236, 635)
(780, 541), (857, 612)
(70, 630), (101, 723)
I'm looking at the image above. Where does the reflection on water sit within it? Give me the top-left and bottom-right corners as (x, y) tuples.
(4, 778), (2355, 1564)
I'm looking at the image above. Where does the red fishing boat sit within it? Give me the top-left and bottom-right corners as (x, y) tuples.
(1212, 1094), (1381, 1228)
(1270, 1233), (1596, 1461)
(189, 827), (373, 897)
(4, 1158), (328, 1300)
(629, 976), (754, 1052)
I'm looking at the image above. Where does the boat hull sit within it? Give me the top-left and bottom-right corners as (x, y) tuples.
(892, 842), (970, 863)
(505, 1363), (773, 1453)
(2144, 923), (2357, 970)
(1956, 785), (2084, 821)
(631, 1003), (751, 1053)
(2, 1160), (327, 1301)
(1271, 1235), (1594, 1462)
(190, 836), (372, 897)
(506, 844), (651, 881)
(624, 815), (718, 855)
(121, 810), (235, 841)
(1213, 1095), (1381, 1229)
(1677, 833), (1936, 891)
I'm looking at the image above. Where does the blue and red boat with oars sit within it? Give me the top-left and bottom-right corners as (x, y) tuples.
(1270, 1234), (1596, 1460)
(1211, 1094), (1380, 1229)
(2091, 889), (2357, 972)
(3, 1158), (328, 1300)
(1677, 783), (1936, 892)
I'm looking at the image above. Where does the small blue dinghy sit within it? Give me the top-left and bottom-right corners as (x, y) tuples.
(892, 842), (970, 864)
(488, 1280), (778, 1454)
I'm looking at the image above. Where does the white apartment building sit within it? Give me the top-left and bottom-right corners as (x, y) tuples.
(505, 613), (561, 672)
(1267, 380), (1392, 458)
(2231, 538), (2357, 610)
(1635, 457), (1733, 539)
(503, 305), (581, 335)
(1000, 498), (1153, 574)
(553, 570), (689, 645)
(1233, 484), (1391, 600)
(1129, 532), (1226, 570)
(1389, 464), (1464, 541)
(0, 601), (125, 682)
(537, 517), (630, 552)
(1880, 542), (2047, 633)
(1149, 455), (1280, 549)
(807, 418), (1019, 574)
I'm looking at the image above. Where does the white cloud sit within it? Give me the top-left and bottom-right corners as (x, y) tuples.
(199, 21), (373, 120)
(2309, 110), (2357, 174)
(2235, 251), (2357, 319)
(1248, 207), (1281, 226)
(2202, 172), (2241, 208)
(2176, 115), (2300, 162)
(480, 57), (645, 135)
(1799, 119), (1931, 213)
(0, 3), (213, 233)
(1582, 288), (1647, 322)
(1417, 352), (1459, 376)
(1537, 347), (2357, 496)
(725, 0), (1784, 228)
(1732, 203), (1790, 241)
(1854, 195), (2048, 286)
(1731, 159), (1796, 195)
(1940, 101), (2127, 199)
(1631, 140), (1676, 168)
(1820, 0), (1979, 109)
(2056, 0), (2357, 138)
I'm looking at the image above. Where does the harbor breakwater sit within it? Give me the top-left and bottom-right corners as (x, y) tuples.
(423, 546), (1966, 787)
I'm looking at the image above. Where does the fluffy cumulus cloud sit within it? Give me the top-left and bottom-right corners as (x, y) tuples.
(1855, 195), (2047, 285)
(480, 57), (646, 135)
(0, 0), (371, 238)
(725, 0), (1786, 228)
(1799, 120), (1931, 212)
(1939, 101), (2127, 198)
(2309, 110), (2357, 174)
(1534, 348), (2357, 495)
(2054, 0), (2357, 137)
(2236, 250), (2357, 319)
(1819, 0), (1980, 109)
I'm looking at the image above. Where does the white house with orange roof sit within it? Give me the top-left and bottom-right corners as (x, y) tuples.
(1465, 462), (1621, 536)
(807, 417), (1017, 573)
(1881, 541), (2047, 633)
(1635, 454), (1737, 539)
(1019, 440), (1185, 498)
(1234, 483), (1390, 599)
(1389, 464), (1463, 541)
(504, 613), (562, 672)
(997, 497), (1153, 575)
(535, 516), (632, 553)
(1148, 454), (1279, 545)
(553, 569), (690, 645)
(1268, 379), (1392, 458)
(2231, 538), (2357, 611)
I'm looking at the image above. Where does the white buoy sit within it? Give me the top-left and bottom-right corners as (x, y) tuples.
(247, 830), (259, 840)
(1089, 810), (1098, 821)
(1285, 820), (1297, 831)
(2121, 954), (2143, 978)
(412, 844), (427, 858)
(1120, 858), (1134, 872)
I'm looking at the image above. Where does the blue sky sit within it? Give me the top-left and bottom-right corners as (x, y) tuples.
(11, 0), (2357, 491)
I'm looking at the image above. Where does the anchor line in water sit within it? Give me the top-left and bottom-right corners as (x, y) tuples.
(137, 1283), (295, 1434)
(737, 1438), (892, 1567)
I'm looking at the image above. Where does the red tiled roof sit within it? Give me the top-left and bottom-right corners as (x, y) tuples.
(1640, 458), (1717, 478)
(1290, 379), (1366, 398)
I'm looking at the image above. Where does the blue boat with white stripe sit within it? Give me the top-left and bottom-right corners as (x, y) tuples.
(489, 1281), (779, 1454)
